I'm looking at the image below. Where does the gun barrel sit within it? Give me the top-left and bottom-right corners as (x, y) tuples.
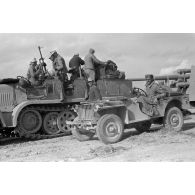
(38, 46), (44, 60)
(177, 68), (191, 74)
(128, 74), (190, 81)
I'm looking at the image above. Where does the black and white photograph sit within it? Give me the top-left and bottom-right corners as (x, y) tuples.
(1, 33), (195, 162)
(1, 1), (195, 195)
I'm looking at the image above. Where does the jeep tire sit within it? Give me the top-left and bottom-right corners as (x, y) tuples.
(164, 106), (184, 131)
(96, 114), (124, 144)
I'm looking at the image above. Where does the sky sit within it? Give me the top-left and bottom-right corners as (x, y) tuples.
(0, 33), (195, 79)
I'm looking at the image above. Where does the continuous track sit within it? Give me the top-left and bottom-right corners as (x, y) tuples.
(0, 104), (76, 144)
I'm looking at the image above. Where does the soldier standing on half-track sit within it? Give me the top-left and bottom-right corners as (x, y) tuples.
(49, 50), (68, 82)
(84, 48), (107, 81)
(137, 74), (167, 116)
(69, 53), (85, 81)
(27, 58), (42, 86)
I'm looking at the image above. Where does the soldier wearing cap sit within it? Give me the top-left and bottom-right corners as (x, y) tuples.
(137, 74), (166, 116)
(49, 51), (68, 81)
(27, 58), (42, 86)
(145, 74), (167, 102)
(86, 78), (102, 101)
(69, 53), (85, 81)
(84, 48), (107, 81)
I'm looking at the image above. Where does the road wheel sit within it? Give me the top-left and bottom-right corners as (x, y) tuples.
(164, 107), (184, 131)
(135, 121), (151, 133)
(17, 109), (42, 136)
(57, 110), (77, 134)
(43, 112), (60, 135)
(96, 114), (124, 144)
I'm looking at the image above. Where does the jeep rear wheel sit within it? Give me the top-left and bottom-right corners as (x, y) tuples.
(96, 114), (124, 144)
(164, 107), (184, 131)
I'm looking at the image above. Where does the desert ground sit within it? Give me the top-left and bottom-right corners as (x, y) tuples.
(1, 116), (195, 162)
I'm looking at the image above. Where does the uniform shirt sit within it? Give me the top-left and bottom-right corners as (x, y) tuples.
(84, 53), (105, 70)
(69, 55), (84, 70)
(52, 54), (68, 74)
(27, 65), (41, 81)
(145, 81), (165, 100)
(88, 85), (102, 101)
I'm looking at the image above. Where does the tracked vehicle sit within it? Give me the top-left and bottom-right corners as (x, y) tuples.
(0, 76), (131, 138)
(0, 50), (130, 139)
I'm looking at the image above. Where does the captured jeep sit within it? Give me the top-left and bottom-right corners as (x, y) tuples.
(68, 82), (191, 144)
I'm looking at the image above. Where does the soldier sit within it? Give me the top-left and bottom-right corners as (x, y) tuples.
(87, 78), (102, 101)
(27, 58), (42, 86)
(49, 51), (68, 82)
(137, 74), (167, 116)
(145, 74), (167, 103)
(84, 48), (107, 81)
(69, 53), (85, 81)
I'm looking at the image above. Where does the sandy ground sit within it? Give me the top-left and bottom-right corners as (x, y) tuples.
(1, 117), (195, 162)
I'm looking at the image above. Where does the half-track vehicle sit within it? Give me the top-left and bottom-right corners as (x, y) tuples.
(0, 48), (130, 139)
(68, 67), (195, 144)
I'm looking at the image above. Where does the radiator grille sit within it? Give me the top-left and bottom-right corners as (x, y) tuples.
(0, 92), (13, 106)
(78, 104), (94, 120)
(0, 86), (14, 111)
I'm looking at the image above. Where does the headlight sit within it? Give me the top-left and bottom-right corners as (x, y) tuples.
(94, 104), (100, 112)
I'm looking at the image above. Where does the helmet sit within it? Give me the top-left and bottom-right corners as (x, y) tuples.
(49, 50), (57, 59)
(30, 58), (37, 65)
(89, 48), (95, 54)
(32, 58), (37, 63)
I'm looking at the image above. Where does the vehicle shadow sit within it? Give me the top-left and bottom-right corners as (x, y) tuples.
(122, 125), (162, 140)
(0, 133), (69, 146)
(181, 122), (195, 132)
(122, 122), (195, 141)
(0, 137), (28, 146)
(122, 129), (140, 140)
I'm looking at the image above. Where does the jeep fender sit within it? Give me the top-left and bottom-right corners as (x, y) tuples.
(97, 105), (127, 123)
(162, 98), (183, 116)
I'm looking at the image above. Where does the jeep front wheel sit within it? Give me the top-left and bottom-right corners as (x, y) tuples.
(96, 114), (124, 144)
(164, 107), (184, 131)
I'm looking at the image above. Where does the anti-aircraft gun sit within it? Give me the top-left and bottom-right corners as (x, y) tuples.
(0, 48), (132, 140)
(129, 68), (191, 95)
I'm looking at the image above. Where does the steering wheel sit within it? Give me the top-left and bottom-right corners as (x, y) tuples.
(17, 76), (29, 82)
(17, 76), (30, 83)
(132, 87), (147, 97)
